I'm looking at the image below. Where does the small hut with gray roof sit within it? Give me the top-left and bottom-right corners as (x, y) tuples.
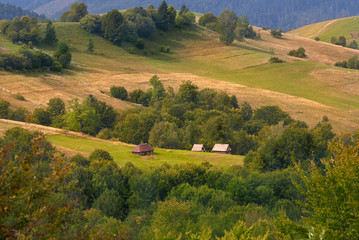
(132, 143), (154, 156)
(212, 144), (231, 154)
(191, 144), (206, 152)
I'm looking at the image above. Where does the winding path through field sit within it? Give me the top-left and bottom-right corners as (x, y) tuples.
(307, 19), (339, 38)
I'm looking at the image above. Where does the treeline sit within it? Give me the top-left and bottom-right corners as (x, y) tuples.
(1, 126), (359, 239)
(0, 3), (45, 20)
(5, 0), (359, 30)
(79, 1), (195, 47)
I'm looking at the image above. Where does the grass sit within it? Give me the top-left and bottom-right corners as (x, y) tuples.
(290, 16), (359, 42)
(0, 34), (20, 51)
(47, 134), (244, 169)
(316, 16), (359, 43)
(45, 23), (359, 111)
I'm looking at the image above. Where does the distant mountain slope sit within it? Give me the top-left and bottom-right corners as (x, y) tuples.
(2, 0), (359, 30)
(0, 3), (45, 20)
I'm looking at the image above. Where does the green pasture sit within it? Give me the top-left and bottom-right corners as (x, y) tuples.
(0, 34), (20, 51)
(48, 22), (359, 111)
(47, 134), (244, 168)
(291, 16), (359, 42)
(316, 16), (359, 43)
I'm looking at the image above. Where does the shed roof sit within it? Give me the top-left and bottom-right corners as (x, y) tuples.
(132, 143), (154, 153)
(212, 144), (231, 152)
(191, 144), (205, 152)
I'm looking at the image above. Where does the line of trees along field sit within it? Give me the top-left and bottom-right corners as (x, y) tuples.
(2, 0), (359, 30)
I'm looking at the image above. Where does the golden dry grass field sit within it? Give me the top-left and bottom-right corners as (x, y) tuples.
(1, 21), (359, 133)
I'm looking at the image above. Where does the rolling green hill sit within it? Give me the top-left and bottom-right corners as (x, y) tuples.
(1, 21), (359, 133)
(290, 15), (359, 43)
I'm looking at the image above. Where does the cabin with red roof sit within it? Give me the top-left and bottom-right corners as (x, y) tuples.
(132, 143), (154, 156)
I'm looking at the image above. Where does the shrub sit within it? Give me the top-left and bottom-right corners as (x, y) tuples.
(127, 47), (135, 54)
(262, 26), (269, 30)
(160, 46), (166, 52)
(14, 93), (25, 101)
(271, 29), (282, 38)
(110, 86), (128, 100)
(288, 47), (307, 58)
(335, 61), (347, 68)
(349, 40), (358, 49)
(314, 37), (320, 41)
(135, 38), (145, 49)
(96, 128), (113, 140)
(269, 57), (284, 63)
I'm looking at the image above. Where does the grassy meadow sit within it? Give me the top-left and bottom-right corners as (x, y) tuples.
(47, 134), (244, 168)
(290, 16), (359, 42)
(1, 21), (359, 131)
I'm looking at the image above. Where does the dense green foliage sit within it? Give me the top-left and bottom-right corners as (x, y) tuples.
(60, 2), (88, 22)
(80, 2), (197, 47)
(0, 3), (45, 20)
(0, 45), (60, 71)
(54, 41), (72, 68)
(0, 16), (40, 44)
(2, 126), (357, 239)
(43, 21), (58, 45)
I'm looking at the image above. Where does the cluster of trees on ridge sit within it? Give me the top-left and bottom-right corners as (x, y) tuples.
(60, 1), (256, 48)
(0, 16), (71, 71)
(76, 1), (195, 48)
(5, 0), (359, 31)
(1, 121), (359, 239)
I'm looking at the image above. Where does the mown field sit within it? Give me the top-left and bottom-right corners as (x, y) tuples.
(47, 134), (244, 168)
(1, 21), (359, 131)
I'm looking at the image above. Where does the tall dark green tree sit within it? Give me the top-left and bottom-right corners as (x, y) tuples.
(156, 1), (169, 31)
(179, 4), (189, 16)
(101, 9), (127, 45)
(44, 21), (57, 45)
(217, 9), (237, 45)
(54, 41), (72, 68)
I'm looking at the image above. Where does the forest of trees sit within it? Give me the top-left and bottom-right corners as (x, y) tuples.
(1, 120), (358, 238)
(3, 0), (359, 30)
(0, 3), (45, 20)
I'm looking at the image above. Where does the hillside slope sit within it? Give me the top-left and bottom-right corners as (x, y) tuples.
(290, 15), (359, 43)
(1, 23), (359, 131)
(2, 0), (359, 30)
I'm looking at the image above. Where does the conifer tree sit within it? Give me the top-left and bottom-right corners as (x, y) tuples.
(44, 21), (58, 45)
(156, 1), (169, 31)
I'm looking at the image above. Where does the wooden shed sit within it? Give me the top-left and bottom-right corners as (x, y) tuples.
(212, 144), (231, 154)
(191, 144), (206, 152)
(132, 143), (154, 156)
